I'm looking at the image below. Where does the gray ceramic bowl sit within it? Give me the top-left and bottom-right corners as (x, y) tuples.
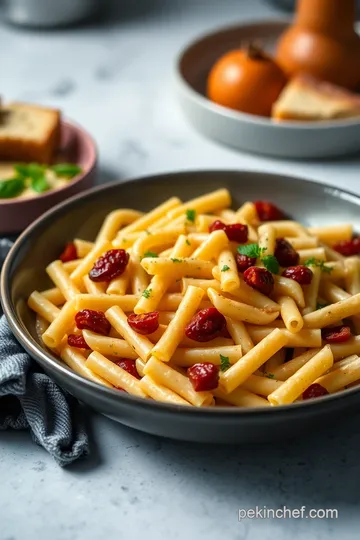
(2, 170), (360, 443)
(175, 20), (360, 158)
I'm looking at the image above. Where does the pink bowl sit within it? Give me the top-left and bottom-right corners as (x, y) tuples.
(0, 119), (97, 235)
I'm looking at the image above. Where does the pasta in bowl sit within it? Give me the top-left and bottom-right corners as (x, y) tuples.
(26, 186), (360, 409)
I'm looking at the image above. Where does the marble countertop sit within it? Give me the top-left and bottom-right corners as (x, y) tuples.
(1, 0), (359, 538)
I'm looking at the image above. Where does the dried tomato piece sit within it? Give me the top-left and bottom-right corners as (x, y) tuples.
(333, 238), (360, 257)
(303, 383), (329, 400)
(187, 363), (219, 391)
(209, 220), (248, 243)
(185, 307), (226, 342)
(235, 253), (256, 273)
(274, 238), (300, 267)
(67, 334), (91, 349)
(114, 358), (140, 379)
(89, 249), (130, 282)
(127, 312), (159, 335)
(254, 201), (285, 221)
(322, 326), (352, 343)
(75, 309), (111, 335)
(282, 265), (313, 285)
(59, 242), (78, 263)
(243, 266), (274, 296)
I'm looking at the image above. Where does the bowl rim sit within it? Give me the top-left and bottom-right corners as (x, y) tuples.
(2, 169), (360, 417)
(0, 117), (98, 206)
(175, 18), (360, 131)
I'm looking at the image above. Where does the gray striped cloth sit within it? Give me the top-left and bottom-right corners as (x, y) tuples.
(0, 239), (89, 466)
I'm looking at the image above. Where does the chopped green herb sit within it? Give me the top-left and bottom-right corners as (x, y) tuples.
(186, 209), (196, 223)
(304, 257), (333, 274)
(0, 177), (26, 199)
(221, 265), (230, 272)
(142, 288), (152, 299)
(50, 163), (82, 178)
(143, 251), (158, 258)
(237, 243), (266, 258)
(14, 162), (46, 180)
(220, 354), (231, 372)
(145, 230), (151, 235)
(186, 239), (191, 246)
(316, 302), (328, 310)
(238, 244), (279, 274)
(31, 175), (50, 193)
(265, 372), (275, 379)
(262, 254), (280, 275)
(171, 258), (183, 263)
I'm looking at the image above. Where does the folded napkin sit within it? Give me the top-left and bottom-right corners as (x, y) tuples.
(0, 239), (89, 466)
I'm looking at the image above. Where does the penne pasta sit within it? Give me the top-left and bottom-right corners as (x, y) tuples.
(192, 230), (229, 261)
(171, 345), (242, 367)
(268, 345), (333, 405)
(144, 356), (213, 406)
(207, 288), (279, 325)
(316, 355), (360, 393)
(307, 224), (352, 245)
(28, 291), (60, 323)
(42, 299), (76, 348)
(82, 329), (138, 359)
(225, 318), (254, 354)
(140, 375), (190, 405)
(26, 191), (360, 410)
(46, 260), (81, 301)
(218, 249), (240, 293)
(151, 286), (204, 362)
(86, 351), (146, 397)
(298, 247), (326, 264)
(220, 329), (289, 393)
(278, 295), (304, 333)
(95, 209), (143, 244)
(214, 387), (270, 407)
(105, 306), (153, 361)
(141, 257), (214, 279)
(273, 275), (305, 308)
(246, 326), (322, 348)
(303, 293), (360, 328)
(60, 346), (113, 387)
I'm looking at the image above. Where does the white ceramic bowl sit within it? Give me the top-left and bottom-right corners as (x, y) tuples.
(175, 20), (360, 158)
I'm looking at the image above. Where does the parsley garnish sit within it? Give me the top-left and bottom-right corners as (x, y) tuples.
(142, 288), (152, 299)
(186, 239), (191, 246)
(237, 244), (266, 258)
(237, 243), (279, 274)
(186, 209), (196, 223)
(221, 265), (230, 272)
(143, 251), (158, 258)
(171, 258), (183, 263)
(304, 257), (332, 274)
(220, 354), (231, 371)
(264, 372), (275, 379)
(262, 254), (280, 274)
(316, 302), (328, 310)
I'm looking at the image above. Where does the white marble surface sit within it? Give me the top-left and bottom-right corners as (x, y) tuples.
(1, 0), (360, 538)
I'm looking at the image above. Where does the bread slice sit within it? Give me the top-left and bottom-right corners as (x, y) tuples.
(0, 102), (61, 163)
(272, 75), (360, 121)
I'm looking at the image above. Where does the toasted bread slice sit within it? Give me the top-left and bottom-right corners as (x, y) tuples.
(272, 75), (360, 121)
(0, 102), (61, 163)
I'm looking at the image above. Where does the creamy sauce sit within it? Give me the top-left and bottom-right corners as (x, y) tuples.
(0, 162), (69, 199)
